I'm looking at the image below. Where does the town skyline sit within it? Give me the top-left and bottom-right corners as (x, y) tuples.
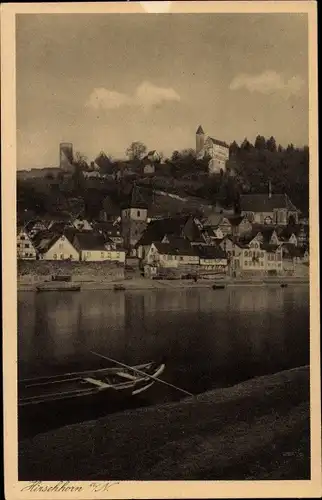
(16, 13), (308, 170)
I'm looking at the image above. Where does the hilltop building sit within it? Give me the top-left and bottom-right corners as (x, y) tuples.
(60, 142), (74, 173)
(195, 125), (230, 174)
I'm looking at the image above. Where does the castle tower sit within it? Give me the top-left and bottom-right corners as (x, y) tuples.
(196, 125), (205, 155)
(60, 142), (74, 172)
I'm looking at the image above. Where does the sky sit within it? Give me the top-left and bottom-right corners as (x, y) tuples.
(16, 13), (309, 170)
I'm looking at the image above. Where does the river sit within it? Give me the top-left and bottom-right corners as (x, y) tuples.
(18, 285), (309, 396)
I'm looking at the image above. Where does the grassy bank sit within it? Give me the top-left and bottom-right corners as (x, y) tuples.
(19, 366), (310, 480)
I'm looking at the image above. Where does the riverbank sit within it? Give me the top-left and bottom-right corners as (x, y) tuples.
(18, 276), (310, 291)
(19, 365), (310, 480)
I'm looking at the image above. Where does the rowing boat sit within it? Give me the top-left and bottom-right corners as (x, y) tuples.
(18, 362), (165, 408)
(36, 284), (81, 292)
(212, 284), (226, 290)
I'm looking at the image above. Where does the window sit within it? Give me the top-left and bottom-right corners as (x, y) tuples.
(180, 256), (184, 261)
(107, 252), (111, 259)
(53, 253), (57, 259)
(244, 251), (248, 257)
(20, 235), (25, 240)
(260, 252), (264, 258)
(86, 252), (91, 258)
(60, 254), (64, 260)
(245, 261), (248, 266)
(17, 243), (21, 248)
(260, 262), (264, 267)
(25, 243), (30, 248)
(137, 210), (140, 217)
(59, 243), (63, 250)
(116, 252), (120, 259)
(70, 255), (73, 259)
(101, 252), (105, 258)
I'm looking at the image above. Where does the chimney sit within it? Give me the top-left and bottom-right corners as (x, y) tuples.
(268, 180), (272, 199)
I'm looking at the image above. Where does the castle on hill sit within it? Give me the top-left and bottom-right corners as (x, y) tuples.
(196, 125), (230, 175)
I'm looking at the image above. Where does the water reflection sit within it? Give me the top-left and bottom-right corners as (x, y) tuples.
(18, 286), (309, 392)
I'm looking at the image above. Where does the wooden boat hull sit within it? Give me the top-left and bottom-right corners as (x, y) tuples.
(19, 363), (165, 410)
(212, 284), (226, 290)
(36, 284), (81, 292)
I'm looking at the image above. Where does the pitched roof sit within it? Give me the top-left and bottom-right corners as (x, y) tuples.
(227, 215), (246, 226)
(74, 232), (108, 251)
(92, 222), (122, 237)
(122, 183), (150, 209)
(277, 225), (299, 239)
(33, 231), (62, 253)
(203, 214), (223, 227)
(261, 243), (280, 253)
(248, 225), (279, 242)
(196, 125), (205, 134)
(208, 137), (229, 148)
(136, 216), (191, 246)
(196, 245), (227, 260)
(240, 194), (298, 212)
(48, 221), (69, 234)
(154, 239), (197, 257)
(102, 196), (121, 216)
(283, 244), (306, 257)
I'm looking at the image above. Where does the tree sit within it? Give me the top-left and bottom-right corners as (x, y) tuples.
(240, 138), (253, 151)
(180, 148), (197, 159)
(266, 136), (277, 153)
(126, 141), (147, 160)
(73, 151), (89, 171)
(95, 151), (114, 175)
(254, 135), (266, 150)
(171, 150), (181, 162)
(229, 141), (239, 156)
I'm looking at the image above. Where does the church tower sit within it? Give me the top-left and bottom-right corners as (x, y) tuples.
(196, 125), (205, 155)
(121, 183), (148, 253)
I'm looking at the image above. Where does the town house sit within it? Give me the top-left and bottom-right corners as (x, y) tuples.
(17, 228), (37, 260)
(143, 238), (199, 269)
(136, 215), (206, 259)
(196, 245), (228, 274)
(73, 232), (125, 263)
(34, 231), (80, 261)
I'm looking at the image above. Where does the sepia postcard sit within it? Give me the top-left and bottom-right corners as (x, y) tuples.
(1, 1), (321, 498)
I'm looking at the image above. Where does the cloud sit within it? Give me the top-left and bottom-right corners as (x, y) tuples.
(135, 81), (180, 109)
(86, 81), (180, 112)
(86, 88), (131, 110)
(229, 71), (305, 96)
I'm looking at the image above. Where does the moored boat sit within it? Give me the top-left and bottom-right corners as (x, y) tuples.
(36, 283), (81, 292)
(114, 284), (126, 291)
(18, 362), (166, 409)
(212, 283), (226, 290)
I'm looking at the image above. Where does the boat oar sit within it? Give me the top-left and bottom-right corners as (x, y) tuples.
(82, 346), (195, 398)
